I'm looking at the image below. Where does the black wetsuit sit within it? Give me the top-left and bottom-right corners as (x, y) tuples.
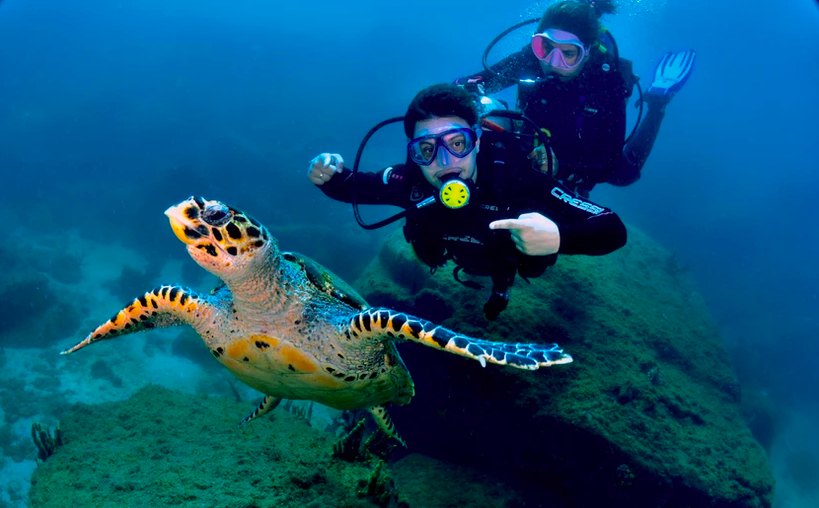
(318, 130), (626, 317)
(460, 40), (666, 195)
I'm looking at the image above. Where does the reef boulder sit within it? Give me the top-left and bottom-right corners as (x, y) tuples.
(354, 226), (775, 508)
(29, 385), (540, 508)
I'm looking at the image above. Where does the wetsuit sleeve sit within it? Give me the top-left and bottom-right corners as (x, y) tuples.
(609, 104), (666, 186)
(318, 165), (409, 207)
(535, 181), (627, 255)
(455, 49), (535, 95)
(609, 58), (666, 186)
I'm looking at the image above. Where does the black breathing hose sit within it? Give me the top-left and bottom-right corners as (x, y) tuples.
(351, 117), (408, 230)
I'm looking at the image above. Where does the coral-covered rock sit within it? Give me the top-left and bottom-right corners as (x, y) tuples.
(29, 385), (401, 508)
(29, 385), (532, 508)
(354, 227), (775, 508)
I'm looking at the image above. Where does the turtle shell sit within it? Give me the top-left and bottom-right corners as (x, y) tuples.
(282, 251), (369, 311)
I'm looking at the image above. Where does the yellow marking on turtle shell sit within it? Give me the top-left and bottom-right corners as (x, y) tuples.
(279, 344), (319, 373)
(227, 341), (250, 359)
(248, 334), (280, 348)
(304, 372), (347, 390)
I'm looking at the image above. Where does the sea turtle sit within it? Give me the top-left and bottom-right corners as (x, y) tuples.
(62, 196), (572, 444)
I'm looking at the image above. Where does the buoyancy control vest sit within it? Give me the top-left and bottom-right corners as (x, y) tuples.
(402, 129), (557, 290)
(515, 29), (639, 190)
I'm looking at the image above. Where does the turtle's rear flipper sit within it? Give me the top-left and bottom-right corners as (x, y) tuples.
(61, 285), (215, 355)
(368, 405), (406, 447)
(238, 395), (282, 427)
(347, 308), (572, 370)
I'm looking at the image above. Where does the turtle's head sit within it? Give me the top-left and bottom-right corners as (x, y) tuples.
(165, 196), (277, 280)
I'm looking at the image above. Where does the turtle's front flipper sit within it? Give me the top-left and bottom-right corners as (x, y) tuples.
(61, 285), (217, 355)
(347, 308), (573, 370)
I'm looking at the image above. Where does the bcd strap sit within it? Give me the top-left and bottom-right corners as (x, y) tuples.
(453, 266), (484, 290)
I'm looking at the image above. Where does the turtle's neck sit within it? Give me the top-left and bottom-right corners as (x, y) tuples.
(223, 247), (300, 319)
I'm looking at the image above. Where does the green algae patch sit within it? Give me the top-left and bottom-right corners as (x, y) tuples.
(28, 385), (399, 508)
(391, 454), (527, 508)
(28, 386), (533, 508)
(354, 226), (775, 508)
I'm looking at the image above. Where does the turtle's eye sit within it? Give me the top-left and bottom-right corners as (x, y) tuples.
(202, 204), (231, 227)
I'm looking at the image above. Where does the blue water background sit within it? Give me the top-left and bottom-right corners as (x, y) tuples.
(0, 0), (817, 498)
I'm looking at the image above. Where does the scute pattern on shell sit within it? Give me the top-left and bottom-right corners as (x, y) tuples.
(282, 251), (369, 311)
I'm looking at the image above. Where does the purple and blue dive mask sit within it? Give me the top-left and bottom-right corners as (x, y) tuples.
(407, 127), (481, 166)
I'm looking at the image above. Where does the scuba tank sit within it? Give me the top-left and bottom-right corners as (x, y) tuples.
(474, 93), (512, 132)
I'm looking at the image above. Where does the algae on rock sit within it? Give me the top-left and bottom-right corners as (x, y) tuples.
(353, 226), (775, 508)
(28, 385), (530, 508)
(28, 385), (398, 508)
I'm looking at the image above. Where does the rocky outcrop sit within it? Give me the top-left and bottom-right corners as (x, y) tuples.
(354, 226), (775, 508)
(29, 385), (535, 508)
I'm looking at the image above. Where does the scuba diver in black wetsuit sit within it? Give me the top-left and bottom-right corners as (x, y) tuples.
(455, 0), (696, 197)
(308, 84), (626, 321)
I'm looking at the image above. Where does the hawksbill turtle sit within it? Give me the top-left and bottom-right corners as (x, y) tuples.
(62, 196), (572, 444)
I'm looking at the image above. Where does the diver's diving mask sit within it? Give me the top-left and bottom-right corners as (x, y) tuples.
(531, 29), (589, 73)
(407, 127), (481, 166)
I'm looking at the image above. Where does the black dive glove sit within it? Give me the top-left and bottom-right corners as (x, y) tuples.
(483, 291), (510, 321)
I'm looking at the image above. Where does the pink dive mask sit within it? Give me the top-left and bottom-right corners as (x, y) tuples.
(531, 29), (589, 73)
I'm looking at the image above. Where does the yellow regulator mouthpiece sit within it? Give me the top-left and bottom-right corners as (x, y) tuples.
(439, 178), (470, 209)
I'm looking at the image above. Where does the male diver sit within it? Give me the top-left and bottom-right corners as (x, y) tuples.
(308, 84), (626, 320)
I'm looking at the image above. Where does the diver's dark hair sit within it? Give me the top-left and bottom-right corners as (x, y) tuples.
(537, 0), (617, 47)
(403, 83), (480, 138)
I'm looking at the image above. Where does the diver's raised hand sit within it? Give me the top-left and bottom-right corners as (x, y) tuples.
(489, 212), (560, 256)
(645, 50), (696, 105)
(308, 153), (345, 186)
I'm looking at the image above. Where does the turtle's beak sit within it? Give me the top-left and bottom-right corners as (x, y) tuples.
(165, 197), (203, 246)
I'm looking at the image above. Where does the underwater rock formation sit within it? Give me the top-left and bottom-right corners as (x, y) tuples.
(741, 389), (778, 455)
(28, 385), (400, 508)
(28, 385), (530, 508)
(354, 226), (775, 508)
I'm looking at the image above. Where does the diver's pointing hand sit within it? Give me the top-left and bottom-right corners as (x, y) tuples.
(489, 212), (560, 256)
(308, 153), (345, 186)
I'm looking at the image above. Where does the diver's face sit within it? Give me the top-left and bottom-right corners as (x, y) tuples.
(413, 116), (480, 189)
